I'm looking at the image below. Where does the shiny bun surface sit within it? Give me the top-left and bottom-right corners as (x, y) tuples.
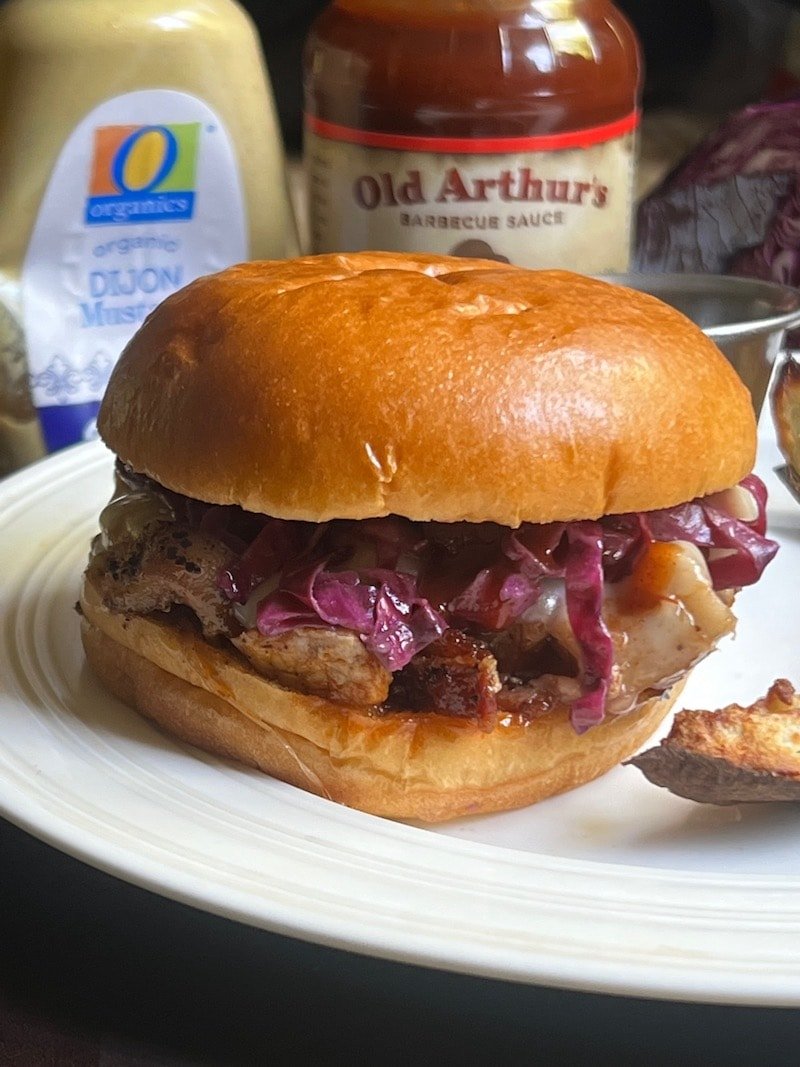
(98, 252), (756, 525)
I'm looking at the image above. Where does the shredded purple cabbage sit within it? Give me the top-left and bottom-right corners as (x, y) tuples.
(564, 523), (615, 734)
(255, 561), (447, 671)
(641, 481), (778, 591)
(443, 524), (564, 630)
(216, 475), (777, 729)
(217, 519), (316, 604)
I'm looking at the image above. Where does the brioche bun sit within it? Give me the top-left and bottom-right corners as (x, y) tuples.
(80, 576), (681, 822)
(98, 252), (756, 528)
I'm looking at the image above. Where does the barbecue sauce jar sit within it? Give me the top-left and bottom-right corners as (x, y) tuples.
(304, 0), (641, 271)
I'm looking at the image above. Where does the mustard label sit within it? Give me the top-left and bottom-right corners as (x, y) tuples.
(22, 90), (247, 451)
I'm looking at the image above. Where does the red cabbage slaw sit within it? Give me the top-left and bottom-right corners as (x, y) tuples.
(214, 475), (777, 731)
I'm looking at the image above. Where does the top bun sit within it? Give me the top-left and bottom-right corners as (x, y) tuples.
(98, 252), (756, 525)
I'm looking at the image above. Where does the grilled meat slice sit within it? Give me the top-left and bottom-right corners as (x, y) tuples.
(88, 522), (236, 638)
(233, 626), (391, 706)
(91, 521), (391, 706)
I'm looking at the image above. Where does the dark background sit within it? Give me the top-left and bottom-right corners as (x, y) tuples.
(3, 816), (800, 1066)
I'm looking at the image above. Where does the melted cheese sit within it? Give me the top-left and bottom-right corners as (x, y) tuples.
(95, 487), (174, 552)
(605, 540), (734, 713)
(521, 540), (734, 715)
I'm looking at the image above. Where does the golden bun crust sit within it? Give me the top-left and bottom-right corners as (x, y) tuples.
(80, 576), (680, 822)
(97, 252), (756, 526)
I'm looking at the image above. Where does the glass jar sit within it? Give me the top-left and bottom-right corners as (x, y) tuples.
(304, 0), (641, 270)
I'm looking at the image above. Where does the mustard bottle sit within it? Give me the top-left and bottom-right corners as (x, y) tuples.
(0, 0), (298, 473)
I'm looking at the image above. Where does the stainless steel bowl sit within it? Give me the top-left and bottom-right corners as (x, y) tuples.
(603, 273), (800, 415)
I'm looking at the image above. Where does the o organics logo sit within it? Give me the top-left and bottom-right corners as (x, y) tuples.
(85, 123), (200, 226)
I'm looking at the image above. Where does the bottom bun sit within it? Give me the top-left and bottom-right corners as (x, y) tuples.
(80, 578), (682, 822)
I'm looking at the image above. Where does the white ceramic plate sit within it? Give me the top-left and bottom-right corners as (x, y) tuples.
(2, 438), (800, 1007)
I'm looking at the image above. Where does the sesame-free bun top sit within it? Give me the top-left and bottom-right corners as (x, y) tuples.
(98, 252), (756, 525)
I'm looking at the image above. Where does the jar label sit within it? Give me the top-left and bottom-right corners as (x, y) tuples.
(305, 114), (638, 272)
(22, 90), (248, 452)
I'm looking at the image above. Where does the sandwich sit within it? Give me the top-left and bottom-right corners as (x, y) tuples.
(79, 252), (777, 822)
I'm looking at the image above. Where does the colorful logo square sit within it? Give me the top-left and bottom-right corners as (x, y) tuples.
(85, 123), (200, 226)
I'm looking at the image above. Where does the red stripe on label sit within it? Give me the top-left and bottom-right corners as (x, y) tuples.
(305, 112), (640, 153)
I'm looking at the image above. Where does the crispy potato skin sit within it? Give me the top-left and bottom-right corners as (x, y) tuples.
(773, 358), (800, 487)
(629, 680), (800, 804)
